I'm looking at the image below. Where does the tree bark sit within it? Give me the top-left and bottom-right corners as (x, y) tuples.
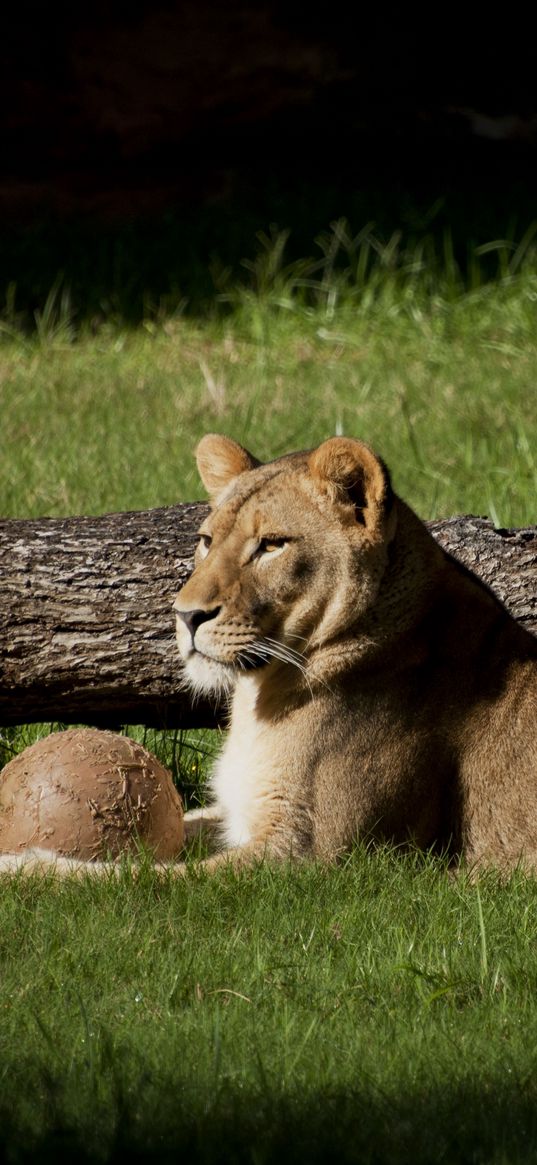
(0, 506), (535, 729)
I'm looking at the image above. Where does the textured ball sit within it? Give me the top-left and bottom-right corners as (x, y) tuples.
(0, 729), (184, 861)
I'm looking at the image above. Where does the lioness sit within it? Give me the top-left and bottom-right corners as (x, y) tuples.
(1, 434), (535, 877)
(173, 433), (537, 873)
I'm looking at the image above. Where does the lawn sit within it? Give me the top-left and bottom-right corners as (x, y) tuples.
(4, 855), (537, 1163)
(1, 218), (537, 1163)
(2, 222), (536, 526)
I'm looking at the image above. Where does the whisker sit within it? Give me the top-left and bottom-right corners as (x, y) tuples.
(260, 641), (301, 663)
(233, 635), (334, 698)
(256, 638), (309, 677)
(236, 645), (271, 669)
(263, 636), (335, 696)
(261, 639), (316, 698)
(264, 636), (307, 665)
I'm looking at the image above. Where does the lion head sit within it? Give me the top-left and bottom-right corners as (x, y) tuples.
(174, 434), (401, 698)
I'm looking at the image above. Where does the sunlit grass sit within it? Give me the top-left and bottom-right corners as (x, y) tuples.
(2, 852), (537, 1162)
(2, 260), (536, 525)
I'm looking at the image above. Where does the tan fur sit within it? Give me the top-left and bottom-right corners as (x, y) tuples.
(2, 434), (535, 879)
(173, 434), (537, 874)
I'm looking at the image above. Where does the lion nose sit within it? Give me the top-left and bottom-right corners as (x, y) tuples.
(176, 607), (221, 642)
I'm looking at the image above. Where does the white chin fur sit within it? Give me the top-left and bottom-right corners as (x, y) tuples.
(182, 653), (237, 699)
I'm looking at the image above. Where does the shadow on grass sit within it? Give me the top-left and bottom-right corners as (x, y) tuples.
(2, 1072), (536, 1165)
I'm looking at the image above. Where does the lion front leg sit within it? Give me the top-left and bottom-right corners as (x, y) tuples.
(0, 848), (124, 878)
(157, 840), (280, 877)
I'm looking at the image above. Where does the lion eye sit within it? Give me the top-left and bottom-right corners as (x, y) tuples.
(197, 534), (212, 559)
(258, 537), (287, 556)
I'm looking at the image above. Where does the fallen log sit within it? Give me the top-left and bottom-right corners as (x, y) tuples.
(0, 503), (210, 729)
(0, 506), (535, 729)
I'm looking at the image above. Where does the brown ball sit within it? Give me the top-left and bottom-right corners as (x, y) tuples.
(0, 729), (184, 861)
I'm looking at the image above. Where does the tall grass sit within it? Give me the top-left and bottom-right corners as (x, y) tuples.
(1, 222), (536, 525)
(4, 215), (537, 337)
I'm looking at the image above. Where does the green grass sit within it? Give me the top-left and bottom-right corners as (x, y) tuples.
(1, 234), (536, 526)
(3, 853), (537, 1163)
(1, 218), (537, 1162)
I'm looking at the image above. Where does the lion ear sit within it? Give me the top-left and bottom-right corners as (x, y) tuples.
(309, 437), (394, 535)
(195, 434), (260, 499)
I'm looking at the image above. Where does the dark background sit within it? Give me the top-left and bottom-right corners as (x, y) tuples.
(2, 2), (537, 319)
